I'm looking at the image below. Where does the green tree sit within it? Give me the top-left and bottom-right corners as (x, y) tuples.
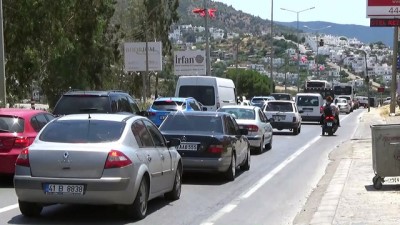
(225, 69), (272, 98)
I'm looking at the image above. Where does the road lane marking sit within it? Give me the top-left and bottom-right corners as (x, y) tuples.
(0, 204), (18, 214)
(200, 114), (355, 225)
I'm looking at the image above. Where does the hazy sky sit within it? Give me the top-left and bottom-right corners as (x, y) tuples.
(214, 0), (371, 26)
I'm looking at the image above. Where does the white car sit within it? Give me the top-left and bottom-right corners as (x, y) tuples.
(263, 100), (302, 135)
(217, 105), (273, 154)
(335, 98), (351, 114)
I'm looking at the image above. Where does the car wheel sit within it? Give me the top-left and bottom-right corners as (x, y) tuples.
(225, 154), (236, 181)
(257, 137), (264, 154)
(293, 127), (299, 135)
(265, 136), (272, 150)
(126, 178), (148, 220)
(240, 148), (250, 171)
(164, 165), (182, 201)
(18, 200), (42, 217)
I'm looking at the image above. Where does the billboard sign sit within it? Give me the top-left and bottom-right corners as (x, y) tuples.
(174, 50), (206, 76)
(367, 0), (400, 18)
(124, 42), (162, 72)
(370, 18), (400, 26)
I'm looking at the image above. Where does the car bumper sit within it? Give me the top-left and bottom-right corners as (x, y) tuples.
(0, 152), (19, 174)
(246, 135), (262, 147)
(270, 122), (299, 129)
(300, 115), (321, 122)
(182, 156), (231, 173)
(14, 173), (134, 205)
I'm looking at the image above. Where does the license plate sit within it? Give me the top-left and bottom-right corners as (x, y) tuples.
(273, 115), (285, 121)
(44, 184), (84, 195)
(327, 122), (333, 127)
(303, 108), (313, 112)
(178, 143), (198, 151)
(160, 115), (166, 120)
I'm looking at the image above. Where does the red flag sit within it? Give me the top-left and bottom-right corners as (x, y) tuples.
(192, 8), (217, 18)
(208, 8), (217, 18)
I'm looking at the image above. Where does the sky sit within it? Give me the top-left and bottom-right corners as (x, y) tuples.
(214, 0), (371, 26)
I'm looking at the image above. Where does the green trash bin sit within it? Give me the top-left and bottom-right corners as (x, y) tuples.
(371, 124), (400, 189)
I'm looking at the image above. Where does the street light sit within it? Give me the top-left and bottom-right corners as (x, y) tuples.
(270, 0), (274, 94)
(304, 25), (331, 77)
(280, 7), (315, 92)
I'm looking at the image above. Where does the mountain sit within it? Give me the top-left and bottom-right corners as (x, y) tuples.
(177, 0), (394, 48)
(276, 21), (394, 48)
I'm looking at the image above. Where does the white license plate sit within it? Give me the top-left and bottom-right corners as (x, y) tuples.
(273, 115), (285, 120)
(178, 143), (198, 151)
(44, 184), (84, 195)
(327, 122), (333, 126)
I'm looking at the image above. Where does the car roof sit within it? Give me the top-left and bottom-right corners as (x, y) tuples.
(220, 105), (258, 110)
(171, 111), (228, 117)
(155, 97), (193, 102)
(55, 113), (139, 122)
(0, 108), (47, 117)
(296, 93), (321, 96)
(62, 90), (128, 96)
(267, 100), (294, 103)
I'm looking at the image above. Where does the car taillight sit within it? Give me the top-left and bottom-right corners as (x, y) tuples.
(208, 145), (224, 154)
(148, 112), (156, 116)
(14, 137), (31, 148)
(16, 148), (30, 167)
(104, 150), (132, 169)
(245, 125), (258, 132)
(325, 116), (335, 120)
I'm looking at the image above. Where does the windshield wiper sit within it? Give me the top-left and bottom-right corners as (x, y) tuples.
(0, 129), (11, 132)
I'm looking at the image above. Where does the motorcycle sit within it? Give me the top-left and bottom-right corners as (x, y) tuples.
(322, 115), (338, 136)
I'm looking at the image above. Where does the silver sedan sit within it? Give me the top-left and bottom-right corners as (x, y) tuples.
(14, 113), (182, 220)
(218, 105), (273, 154)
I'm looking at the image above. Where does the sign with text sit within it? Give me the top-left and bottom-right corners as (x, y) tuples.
(174, 50), (206, 76)
(370, 18), (400, 26)
(377, 87), (385, 93)
(367, 0), (400, 18)
(124, 42), (162, 72)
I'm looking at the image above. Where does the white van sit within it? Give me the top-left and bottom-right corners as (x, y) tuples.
(295, 93), (324, 122)
(175, 76), (236, 111)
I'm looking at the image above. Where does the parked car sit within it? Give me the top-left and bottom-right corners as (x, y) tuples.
(217, 105), (273, 154)
(263, 100), (302, 135)
(52, 90), (147, 116)
(250, 96), (275, 108)
(14, 113), (182, 220)
(148, 97), (203, 126)
(335, 98), (351, 114)
(159, 111), (250, 181)
(0, 108), (54, 175)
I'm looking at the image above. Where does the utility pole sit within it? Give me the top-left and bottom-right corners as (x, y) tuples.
(364, 51), (370, 112)
(390, 26), (398, 116)
(143, 19), (148, 104)
(204, 0), (211, 76)
(270, 0), (274, 94)
(0, 0), (6, 107)
(235, 41), (239, 87)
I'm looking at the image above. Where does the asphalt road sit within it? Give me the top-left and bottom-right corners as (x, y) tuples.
(0, 109), (365, 225)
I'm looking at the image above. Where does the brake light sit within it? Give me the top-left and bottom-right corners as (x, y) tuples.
(208, 145), (224, 154)
(148, 112), (156, 116)
(325, 116), (335, 120)
(104, 150), (132, 169)
(16, 148), (30, 167)
(14, 137), (31, 148)
(245, 125), (258, 132)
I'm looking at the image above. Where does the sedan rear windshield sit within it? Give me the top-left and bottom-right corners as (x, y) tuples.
(160, 115), (223, 133)
(39, 120), (125, 143)
(265, 102), (293, 112)
(151, 101), (186, 111)
(218, 108), (255, 120)
(53, 96), (110, 115)
(0, 116), (24, 133)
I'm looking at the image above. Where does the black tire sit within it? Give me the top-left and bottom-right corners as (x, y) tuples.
(293, 127), (299, 135)
(164, 165), (182, 200)
(18, 200), (42, 217)
(256, 138), (264, 154)
(240, 148), (250, 171)
(126, 178), (149, 220)
(328, 131), (333, 136)
(373, 175), (383, 190)
(224, 155), (236, 181)
(265, 137), (272, 150)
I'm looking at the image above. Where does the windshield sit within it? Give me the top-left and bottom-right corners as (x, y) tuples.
(39, 120), (125, 143)
(217, 108), (255, 120)
(335, 99), (347, 104)
(0, 116), (24, 133)
(178, 86), (215, 106)
(53, 96), (110, 115)
(265, 102), (293, 112)
(151, 100), (186, 111)
(271, 94), (291, 100)
(297, 96), (319, 106)
(159, 114), (223, 133)
(334, 86), (352, 95)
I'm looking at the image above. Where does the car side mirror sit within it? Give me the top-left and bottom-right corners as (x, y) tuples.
(239, 128), (248, 135)
(137, 111), (149, 117)
(167, 138), (181, 148)
(202, 107), (207, 111)
(299, 110), (304, 114)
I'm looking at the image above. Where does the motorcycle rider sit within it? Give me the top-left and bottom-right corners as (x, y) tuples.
(320, 96), (340, 127)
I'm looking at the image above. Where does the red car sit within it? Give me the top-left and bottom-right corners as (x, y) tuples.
(0, 108), (55, 174)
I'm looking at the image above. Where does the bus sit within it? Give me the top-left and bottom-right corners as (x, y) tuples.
(304, 80), (334, 99)
(333, 83), (356, 109)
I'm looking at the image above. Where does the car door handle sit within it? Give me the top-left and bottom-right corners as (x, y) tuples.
(147, 155), (152, 162)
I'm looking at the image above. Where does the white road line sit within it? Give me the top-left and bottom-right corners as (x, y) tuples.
(0, 204), (18, 214)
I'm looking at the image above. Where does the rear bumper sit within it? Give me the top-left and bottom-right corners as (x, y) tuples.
(270, 122), (299, 130)
(0, 152), (19, 174)
(300, 115), (321, 122)
(182, 156), (231, 173)
(247, 135), (262, 147)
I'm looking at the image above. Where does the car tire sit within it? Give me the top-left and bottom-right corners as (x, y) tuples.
(126, 178), (148, 220)
(293, 127), (299, 135)
(265, 137), (272, 150)
(257, 138), (264, 154)
(18, 200), (42, 217)
(164, 165), (182, 201)
(225, 154), (236, 181)
(240, 148), (250, 171)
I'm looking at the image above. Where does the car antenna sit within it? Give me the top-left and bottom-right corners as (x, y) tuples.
(88, 113), (91, 119)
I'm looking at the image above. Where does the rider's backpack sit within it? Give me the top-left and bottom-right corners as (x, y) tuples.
(324, 104), (333, 116)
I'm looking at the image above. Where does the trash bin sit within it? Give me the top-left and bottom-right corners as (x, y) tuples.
(371, 124), (400, 189)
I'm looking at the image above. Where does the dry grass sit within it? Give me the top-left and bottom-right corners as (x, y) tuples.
(379, 105), (400, 117)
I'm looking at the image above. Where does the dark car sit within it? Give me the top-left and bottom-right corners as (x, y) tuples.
(159, 111), (251, 181)
(52, 90), (147, 116)
(0, 108), (55, 174)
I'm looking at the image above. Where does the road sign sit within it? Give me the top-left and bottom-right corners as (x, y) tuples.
(174, 50), (206, 76)
(124, 42), (162, 72)
(377, 87), (385, 93)
(370, 18), (400, 27)
(367, 0), (400, 18)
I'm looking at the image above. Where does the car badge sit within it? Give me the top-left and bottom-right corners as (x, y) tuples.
(181, 136), (187, 142)
(63, 152), (69, 159)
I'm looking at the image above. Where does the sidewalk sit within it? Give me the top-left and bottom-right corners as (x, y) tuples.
(296, 106), (400, 225)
